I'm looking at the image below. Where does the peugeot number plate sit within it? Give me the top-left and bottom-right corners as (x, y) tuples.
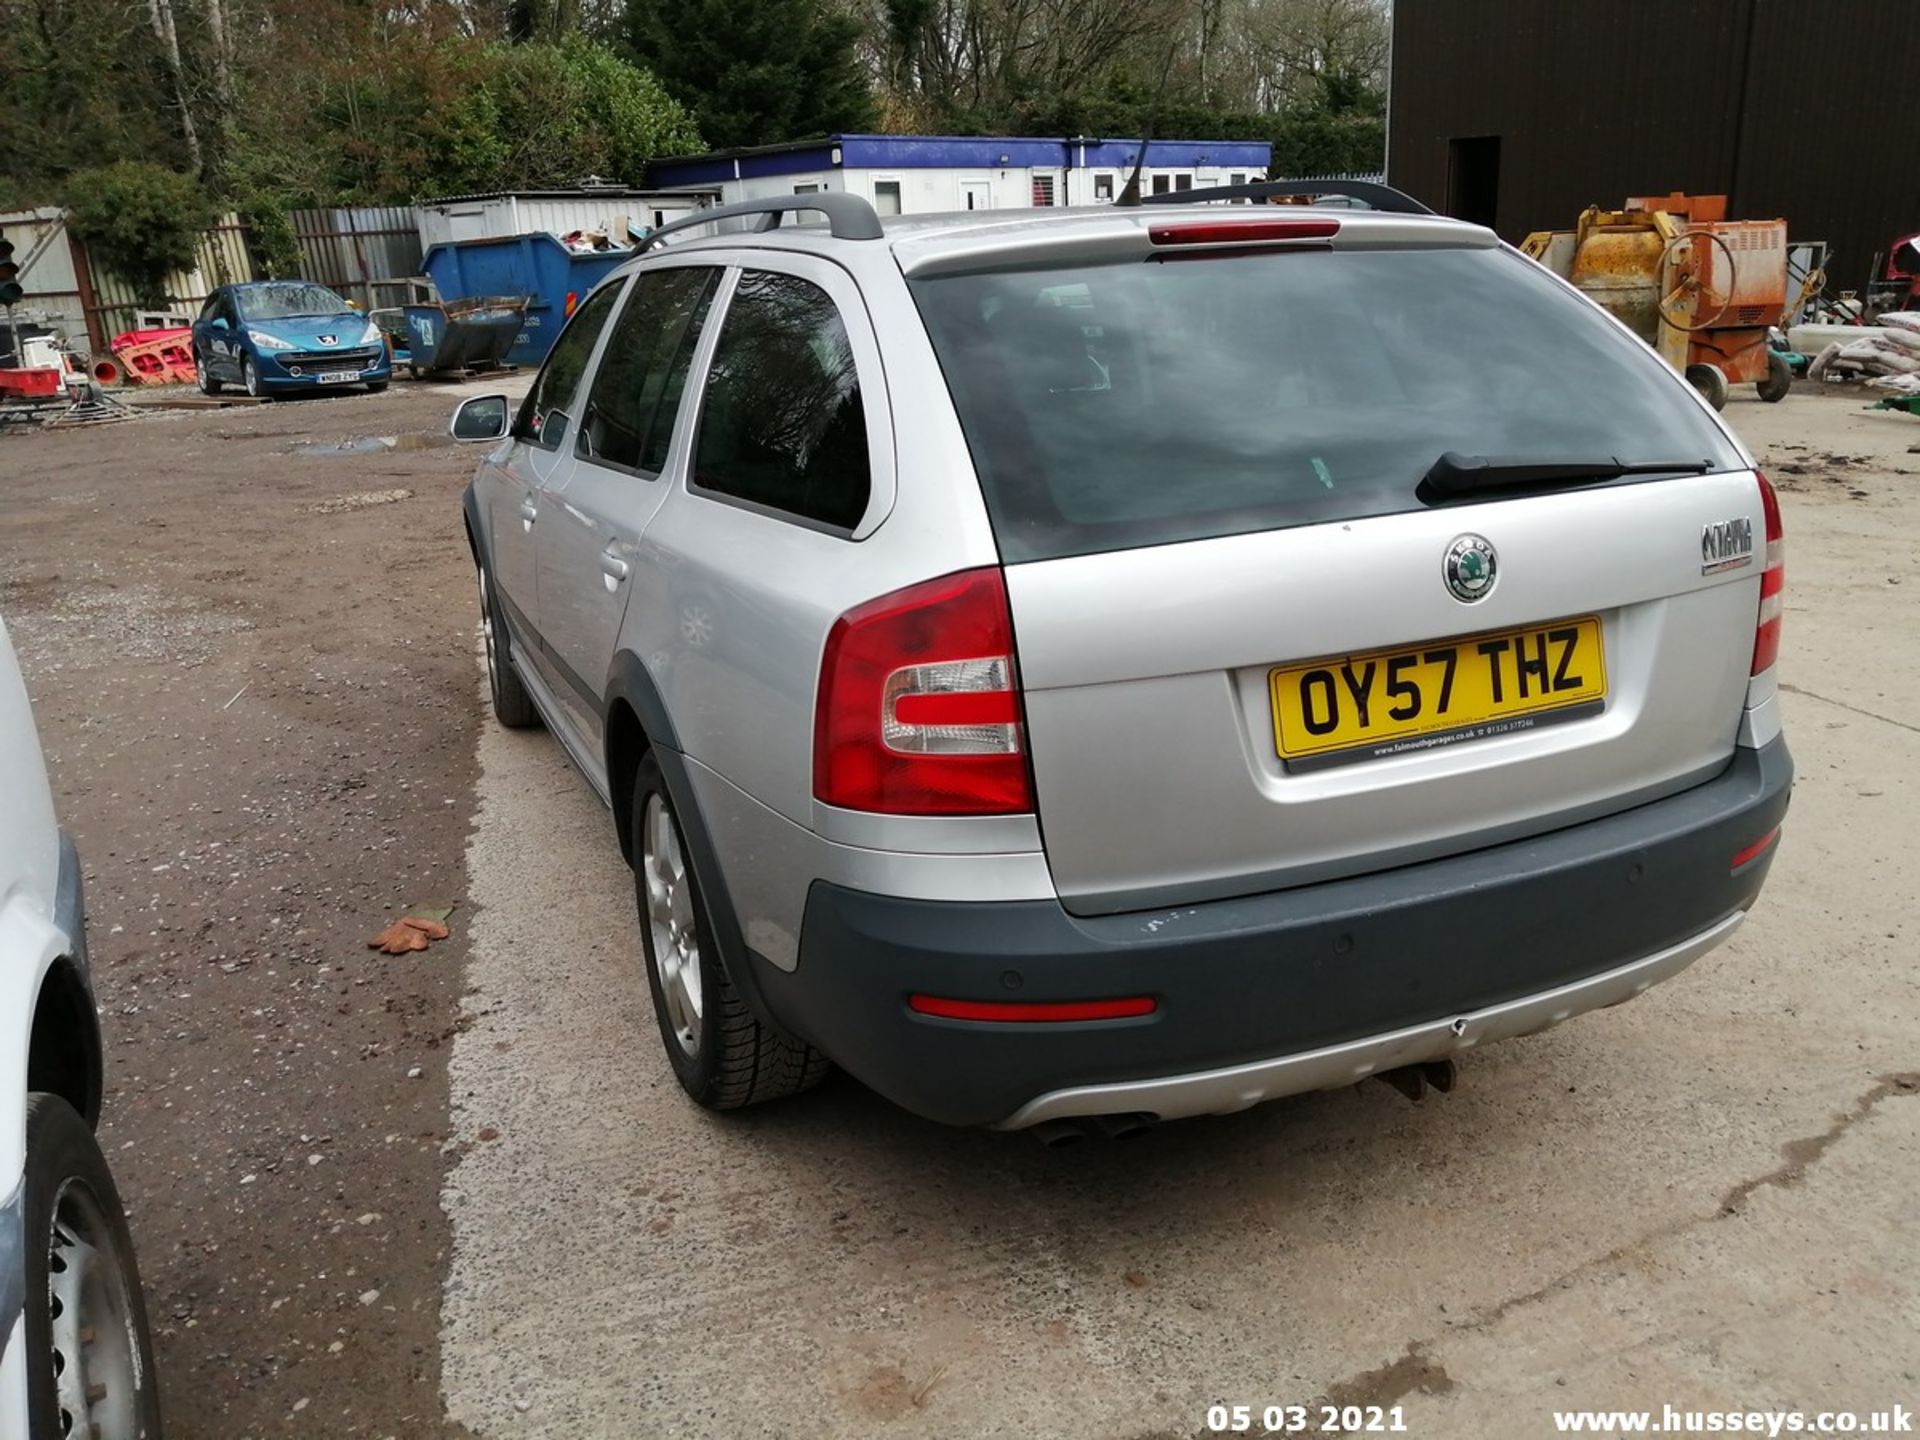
(1269, 617), (1607, 771)
(318, 370), (358, 384)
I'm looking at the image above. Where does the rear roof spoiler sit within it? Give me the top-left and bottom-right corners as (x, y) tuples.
(641, 193), (885, 251)
(1138, 179), (1435, 216)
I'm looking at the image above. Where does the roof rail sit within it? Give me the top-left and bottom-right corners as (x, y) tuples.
(640, 193), (885, 250)
(1139, 179), (1435, 216)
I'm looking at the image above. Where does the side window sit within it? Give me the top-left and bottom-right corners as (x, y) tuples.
(199, 293), (221, 322)
(576, 267), (718, 474)
(691, 270), (871, 531)
(514, 282), (622, 450)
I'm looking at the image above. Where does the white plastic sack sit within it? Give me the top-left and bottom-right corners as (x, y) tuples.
(1838, 336), (1920, 373)
(1867, 371), (1920, 394)
(1878, 311), (1920, 334)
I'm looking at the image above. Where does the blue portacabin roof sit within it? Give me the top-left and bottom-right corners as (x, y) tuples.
(645, 133), (1272, 187)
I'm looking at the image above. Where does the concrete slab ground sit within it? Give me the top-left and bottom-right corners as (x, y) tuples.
(440, 386), (1920, 1439)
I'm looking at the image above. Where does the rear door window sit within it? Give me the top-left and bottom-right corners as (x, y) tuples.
(576, 267), (718, 474)
(908, 245), (1741, 562)
(690, 270), (871, 531)
(515, 281), (623, 451)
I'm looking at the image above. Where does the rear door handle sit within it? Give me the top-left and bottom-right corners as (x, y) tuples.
(519, 500), (537, 531)
(600, 553), (630, 582)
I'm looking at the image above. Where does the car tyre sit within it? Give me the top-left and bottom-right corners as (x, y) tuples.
(241, 354), (263, 400)
(633, 752), (829, 1110)
(1685, 362), (1729, 411)
(22, 1093), (163, 1440)
(1757, 350), (1792, 403)
(194, 349), (222, 396)
(477, 562), (539, 730)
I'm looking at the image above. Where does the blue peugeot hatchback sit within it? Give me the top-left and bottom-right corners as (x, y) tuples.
(191, 281), (392, 398)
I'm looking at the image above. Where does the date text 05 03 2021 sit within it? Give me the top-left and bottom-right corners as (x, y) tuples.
(1207, 1402), (1409, 1434)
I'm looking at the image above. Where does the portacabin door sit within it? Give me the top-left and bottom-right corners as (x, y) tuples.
(532, 263), (725, 751)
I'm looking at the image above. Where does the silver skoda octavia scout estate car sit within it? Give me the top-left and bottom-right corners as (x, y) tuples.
(456, 182), (1791, 1130)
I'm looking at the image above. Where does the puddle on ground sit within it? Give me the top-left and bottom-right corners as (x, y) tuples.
(294, 433), (454, 456)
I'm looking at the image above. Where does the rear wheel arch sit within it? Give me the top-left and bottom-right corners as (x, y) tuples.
(600, 652), (790, 1035)
(28, 957), (103, 1130)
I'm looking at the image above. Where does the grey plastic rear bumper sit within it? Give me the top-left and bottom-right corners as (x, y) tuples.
(999, 911), (1743, 1126)
(759, 738), (1792, 1127)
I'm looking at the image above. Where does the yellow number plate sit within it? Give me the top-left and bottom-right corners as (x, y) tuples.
(1270, 616), (1607, 770)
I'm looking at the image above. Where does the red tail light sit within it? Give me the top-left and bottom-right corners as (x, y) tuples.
(1751, 472), (1785, 675)
(814, 567), (1034, 815)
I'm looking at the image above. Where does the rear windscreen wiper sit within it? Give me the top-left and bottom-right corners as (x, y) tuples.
(1422, 452), (1714, 499)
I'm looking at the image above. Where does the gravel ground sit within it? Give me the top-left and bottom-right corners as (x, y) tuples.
(2, 381), (510, 1438)
(3, 377), (1916, 1437)
(439, 385), (1920, 1439)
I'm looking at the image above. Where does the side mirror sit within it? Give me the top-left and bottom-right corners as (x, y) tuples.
(451, 394), (511, 443)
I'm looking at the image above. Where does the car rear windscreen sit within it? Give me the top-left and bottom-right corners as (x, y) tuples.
(907, 245), (1742, 563)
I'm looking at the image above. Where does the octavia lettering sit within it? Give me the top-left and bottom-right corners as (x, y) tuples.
(1701, 516), (1755, 573)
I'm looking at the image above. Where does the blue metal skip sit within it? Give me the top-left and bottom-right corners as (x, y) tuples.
(421, 233), (629, 365)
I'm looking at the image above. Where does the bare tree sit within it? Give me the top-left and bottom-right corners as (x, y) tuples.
(146, 0), (204, 170)
(1235, 0), (1387, 111)
(868, 0), (1182, 121)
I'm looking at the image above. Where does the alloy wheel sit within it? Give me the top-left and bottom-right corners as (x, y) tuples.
(477, 570), (499, 694)
(641, 793), (703, 1058)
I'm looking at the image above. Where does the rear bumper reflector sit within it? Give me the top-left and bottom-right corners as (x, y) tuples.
(908, 995), (1158, 1023)
(1730, 826), (1781, 871)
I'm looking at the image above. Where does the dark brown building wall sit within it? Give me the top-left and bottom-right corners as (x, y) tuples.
(1388, 0), (1918, 290)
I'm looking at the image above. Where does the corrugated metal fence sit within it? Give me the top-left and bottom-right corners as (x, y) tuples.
(289, 206), (424, 312)
(86, 216), (255, 346)
(0, 208), (256, 354)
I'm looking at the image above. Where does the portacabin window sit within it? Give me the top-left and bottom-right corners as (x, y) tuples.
(514, 281), (622, 451)
(874, 180), (903, 216)
(576, 267), (719, 475)
(691, 270), (871, 532)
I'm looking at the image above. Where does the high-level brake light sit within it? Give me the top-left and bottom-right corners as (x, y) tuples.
(1146, 219), (1340, 247)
